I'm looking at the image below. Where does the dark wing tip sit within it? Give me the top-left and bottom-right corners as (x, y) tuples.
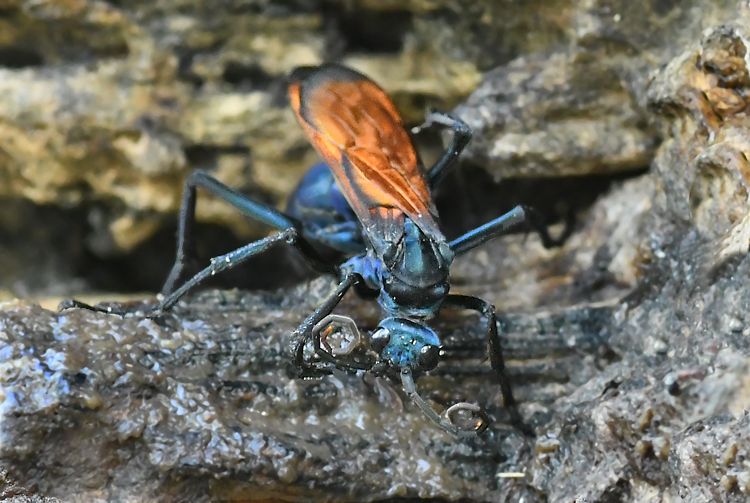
(288, 62), (370, 87)
(288, 65), (318, 85)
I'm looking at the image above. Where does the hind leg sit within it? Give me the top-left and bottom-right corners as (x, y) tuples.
(60, 170), (334, 316)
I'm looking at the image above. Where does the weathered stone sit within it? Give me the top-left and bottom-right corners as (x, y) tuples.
(3, 0), (750, 502)
(453, 0), (739, 180)
(0, 284), (614, 503)
(0, 0), (486, 255)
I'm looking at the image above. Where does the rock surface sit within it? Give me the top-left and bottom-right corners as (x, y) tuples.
(0, 0), (485, 258)
(3, 0), (750, 503)
(0, 284), (615, 502)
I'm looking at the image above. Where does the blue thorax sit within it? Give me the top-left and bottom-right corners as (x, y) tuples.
(342, 218), (452, 319)
(287, 162), (453, 320)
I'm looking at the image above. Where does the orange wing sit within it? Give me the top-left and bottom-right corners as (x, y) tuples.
(288, 63), (445, 248)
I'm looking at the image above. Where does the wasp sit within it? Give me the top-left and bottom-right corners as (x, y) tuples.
(62, 63), (564, 437)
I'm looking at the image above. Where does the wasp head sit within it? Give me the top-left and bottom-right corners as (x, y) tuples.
(370, 317), (441, 372)
(379, 219), (453, 318)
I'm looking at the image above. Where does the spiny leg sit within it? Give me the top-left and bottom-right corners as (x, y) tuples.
(158, 228), (297, 313)
(449, 204), (569, 257)
(441, 294), (532, 436)
(59, 229), (297, 316)
(291, 274), (370, 378)
(401, 371), (490, 437)
(412, 110), (473, 190)
(162, 169), (312, 296)
(60, 170), (335, 316)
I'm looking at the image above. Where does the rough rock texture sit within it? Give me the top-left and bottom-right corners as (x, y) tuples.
(0, 0), (485, 258)
(0, 285), (616, 503)
(454, 0), (739, 180)
(0, 469), (59, 503)
(0, 0), (717, 264)
(3, 0), (750, 503)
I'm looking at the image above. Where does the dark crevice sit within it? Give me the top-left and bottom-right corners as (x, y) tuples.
(176, 49), (205, 88)
(323, 3), (413, 55)
(0, 47), (44, 68)
(221, 62), (289, 105)
(222, 62), (275, 87)
(433, 164), (650, 240)
(0, 158), (650, 298)
(184, 145), (251, 170)
(78, 219), (314, 294)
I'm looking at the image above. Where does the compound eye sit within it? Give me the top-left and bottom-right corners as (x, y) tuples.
(418, 344), (440, 371)
(370, 328), (391, 353)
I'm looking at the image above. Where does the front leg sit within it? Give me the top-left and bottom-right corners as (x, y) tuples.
(312, 314), (376, 373)
(59, 228), (297, 317)
(441, 294), (532, 435)
(291, 274), (362, 378)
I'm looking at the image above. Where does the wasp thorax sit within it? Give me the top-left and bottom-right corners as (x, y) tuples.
(381, 220), (451, 314)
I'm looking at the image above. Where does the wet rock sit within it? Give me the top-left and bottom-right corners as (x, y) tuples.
(0, 469), (59, 503)
(0, 283), (613, 502)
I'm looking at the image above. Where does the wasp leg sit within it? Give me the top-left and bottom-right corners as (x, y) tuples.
(310, 314), (374, 373)
(60, 170), (337, 317)
(158, 228), (298, 312)
(59, 229), (297, 316)
(292, 274), (371, 378)
(412, 110), (472, 190)
(401, 370), (490, 438)
(449, 204), (569, 257)
(440, 294), (533, 436)
(162, 169), (335, 296)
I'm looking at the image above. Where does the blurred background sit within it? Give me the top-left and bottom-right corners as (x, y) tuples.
(0, 0), (748, 317)
(0, 0), (676, 304)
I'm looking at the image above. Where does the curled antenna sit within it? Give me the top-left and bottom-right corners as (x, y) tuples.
(401, 370), (490, 438)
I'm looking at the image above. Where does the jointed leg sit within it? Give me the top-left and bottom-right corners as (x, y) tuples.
(158, 228), (296, 312)
(60, 170), (335, 316)
(412, 110), (473, 190)
(441, 294), (532, 435)
(401, 370), (490, 438)
(162, 170), (305, 296)
(59, 228), (297, 316)
(449, 205), (568, 257)
(291, 274), (371, 378)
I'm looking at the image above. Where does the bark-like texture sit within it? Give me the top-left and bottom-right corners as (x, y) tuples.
(3, 1), (750, 502)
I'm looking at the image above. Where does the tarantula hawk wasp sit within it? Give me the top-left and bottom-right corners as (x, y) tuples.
(62, 63), (566, 437)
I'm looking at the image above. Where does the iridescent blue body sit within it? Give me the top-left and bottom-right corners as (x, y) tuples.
(286, 161), (453, 320)
(376, 317), (440, 370)
(286, 162), (364, 256)
(62, 62), (565, 437)
(285, 160), (452, 366)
